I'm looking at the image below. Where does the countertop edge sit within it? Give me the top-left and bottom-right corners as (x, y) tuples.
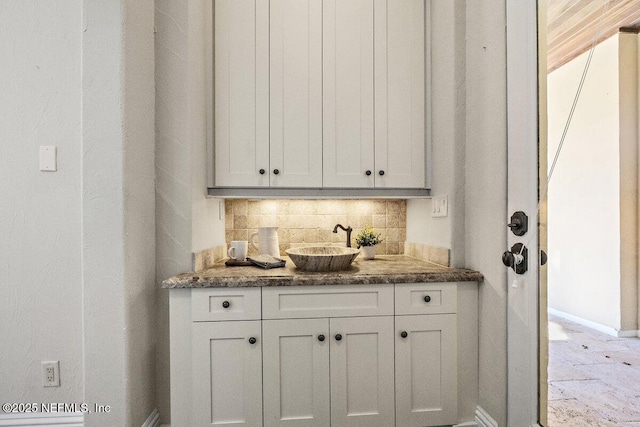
(162, 270), (484, 289)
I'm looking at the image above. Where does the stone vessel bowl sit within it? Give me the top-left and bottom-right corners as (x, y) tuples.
(285, 246), (360, 272)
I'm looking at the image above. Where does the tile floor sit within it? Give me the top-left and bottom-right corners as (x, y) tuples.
(548, 314), (640, 426)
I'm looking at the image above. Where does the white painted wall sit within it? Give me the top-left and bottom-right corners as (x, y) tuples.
(155, 0), (226, 419)
(465, 1), (508, 425)
(547, 34), (638, 332)
(1, 2), (158, 425)
(406, 0), (465, 267)
(0, 0), (84, 405)
(82, 0), (157, 425)
(409, 2), (510, 424)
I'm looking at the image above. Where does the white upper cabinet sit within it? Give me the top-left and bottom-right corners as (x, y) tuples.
(375, 0), (426, 188)
(213, 0), (426, 189)
(214, 0), (270, 187)
(270, 0), (323, 187)
(322, 0), (375, 188)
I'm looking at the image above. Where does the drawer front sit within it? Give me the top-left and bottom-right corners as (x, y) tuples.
(263, 285), (394, 319)
(192, 288), (261, 321)
(395, 282), (457, 315)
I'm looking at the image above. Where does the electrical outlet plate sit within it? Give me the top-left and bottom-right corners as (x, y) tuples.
(42, 361), (60, 387)
(39, 146), (57, 171)
(431, 195), (448, 218)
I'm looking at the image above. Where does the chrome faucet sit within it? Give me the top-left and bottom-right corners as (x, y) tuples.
(332, 224), (353, 248)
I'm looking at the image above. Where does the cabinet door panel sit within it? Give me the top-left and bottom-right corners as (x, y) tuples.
(214, 0), (270, 187)
(374, 0), (426, 188)
(330, 316), (395, 427)
(395, 314), (457, 426)
(263, 319), (330, 427)
(193, 321), (263, 427)
(323, 0), (375, 188)
(270, 0), (323, 187)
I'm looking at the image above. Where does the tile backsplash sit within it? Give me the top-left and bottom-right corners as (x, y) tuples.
(225, 199), (407, 256)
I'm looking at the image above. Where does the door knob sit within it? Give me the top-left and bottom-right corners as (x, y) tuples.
(400, 331), (408, 338)
(335, 334), (342, 341)
(248, 337), (257, 344)
(222, 300), (230, 309)
(318, 334), (325, 342)
(502, 243), (528, 274)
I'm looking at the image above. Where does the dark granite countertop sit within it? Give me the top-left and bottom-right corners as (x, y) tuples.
(162, 255), (483, 288)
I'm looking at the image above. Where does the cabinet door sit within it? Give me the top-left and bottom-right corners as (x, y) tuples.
(270, 0), (323, 187)
(395, 314), (457, 427)
(322, 0), (375, 188)
(374, 0), (426, 188)
(263, 319), (330, 427)
(214, 0), (270, 187)
(329, 316), (395, 427)
(192, 321), (263, 427)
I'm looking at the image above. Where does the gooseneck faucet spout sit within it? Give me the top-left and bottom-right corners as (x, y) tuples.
(332, 224), (353, 248)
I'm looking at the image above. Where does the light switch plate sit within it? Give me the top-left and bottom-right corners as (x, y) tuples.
(39, 146), (57, 171)
(431, 195), (448, 218)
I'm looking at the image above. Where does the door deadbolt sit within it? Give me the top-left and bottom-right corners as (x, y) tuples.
(502, 243), (528, 275)
(507, 211), (528, 236)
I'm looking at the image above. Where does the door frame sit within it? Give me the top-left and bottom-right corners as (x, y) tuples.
(506, 2), (542, 426)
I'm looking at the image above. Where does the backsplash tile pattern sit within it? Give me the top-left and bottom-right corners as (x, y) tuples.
(404, 242), (450, 267)
(225, 199), (407, 256)
(193, 244), (228, 272)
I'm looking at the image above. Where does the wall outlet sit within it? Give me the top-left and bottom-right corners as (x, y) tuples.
(431, 195), (448, 218)
(42, 361), (60, 387)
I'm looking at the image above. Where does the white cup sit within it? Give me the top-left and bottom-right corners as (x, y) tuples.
(227, 240), (248, 261)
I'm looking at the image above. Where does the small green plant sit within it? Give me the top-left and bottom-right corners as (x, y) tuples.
(355, 227), (383, 248)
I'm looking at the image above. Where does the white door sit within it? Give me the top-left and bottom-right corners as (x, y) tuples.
(270, 0), (323, 187)
(506, 2), (540, 426)
(192, 321), (263, 427)
(329, 316), (395, 427)
(395, 314), (457, 427)
(374, 0), (426, 188)
(322, 0), (375, 188)
(214, 0), (270, 187)
(263, 319), (330, 427)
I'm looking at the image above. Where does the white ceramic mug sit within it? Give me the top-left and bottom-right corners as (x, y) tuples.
(250, 227), (280, 257)
(227, 240), (248, 261)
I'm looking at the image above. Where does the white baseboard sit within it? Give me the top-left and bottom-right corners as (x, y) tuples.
(141, 409), (161, 427)
(454, 421), (479, 427)
(0, 408), (159, 427)
(549, 308), (639, 338)
(475, 406), (498, 427)
(0, 412), (83, 426)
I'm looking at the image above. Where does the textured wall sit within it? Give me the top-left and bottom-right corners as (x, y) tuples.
(123, 0), (157, 424)
(405, 0), (467, 267)
(0, 0), (83, 405)
(155, 0), (226, 420)
(465, 1), (508, 425)
(82, 0), (157, 425)
(225, 199), (406, 255)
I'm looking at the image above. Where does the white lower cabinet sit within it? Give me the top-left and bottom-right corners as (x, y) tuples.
(263, 316), (395, 427)
(395, 314), (457, 427)
(177, 283), (471, 427)
(263, 318), (330, 427)
(329, 316), (395, 427)
(192, 320), (263, 427)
